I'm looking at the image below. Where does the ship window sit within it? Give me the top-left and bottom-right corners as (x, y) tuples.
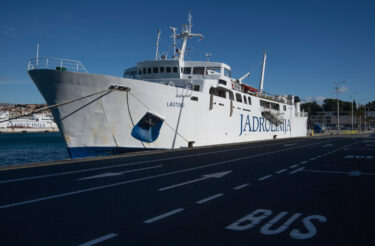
(166, 67), (171, 73)
(160, 67), (164, 73)
(183, 67), (191, 74)
(228, 91), (234, 100)
(153, 67), (158, 73)
(272, 103), (280, 110)
(224, 68), (231, 78)
(243, 96), (247, 104)
(143, 68), (146, 74)
(173, 66), (178, 73)
(283, 105), (287, 111)
(139, 69), (142, 75)
(148, 67), (151, 74)
(193, 85), (200, 91)
(248, 97), (252, 105)
(206, 67), (221, 75)
(193, 67), (205, 75)
(218, 79), (227, 86)
(209, 88), (226, 98)
(236, 93), (242, 103)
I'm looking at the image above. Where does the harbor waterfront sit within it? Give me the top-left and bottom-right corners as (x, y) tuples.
(0, 132), (69, 166)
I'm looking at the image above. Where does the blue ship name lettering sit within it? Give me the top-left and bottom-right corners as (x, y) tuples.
(239, 114), (291, 136)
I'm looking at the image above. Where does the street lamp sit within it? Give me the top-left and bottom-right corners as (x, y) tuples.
(350, 92), (358, 133)
(334, 81), (345, 134)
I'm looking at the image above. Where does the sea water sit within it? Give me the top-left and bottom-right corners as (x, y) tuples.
(0, 132), (69, 166)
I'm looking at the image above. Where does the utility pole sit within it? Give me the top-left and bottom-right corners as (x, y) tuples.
(334, 81), (345, 135)
(350, 92), (358, 133)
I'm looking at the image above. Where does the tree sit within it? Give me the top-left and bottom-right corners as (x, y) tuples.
(301, 102), (322, 117)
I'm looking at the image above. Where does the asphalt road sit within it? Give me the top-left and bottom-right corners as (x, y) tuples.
(0, 134), (374, 245)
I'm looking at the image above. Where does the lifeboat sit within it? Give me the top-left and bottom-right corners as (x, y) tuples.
(241, 84), (258, 93)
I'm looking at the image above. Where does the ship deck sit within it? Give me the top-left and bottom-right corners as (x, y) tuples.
(0, 133), (374, 245)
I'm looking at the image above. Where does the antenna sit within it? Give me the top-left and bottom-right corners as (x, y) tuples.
(205, 52), (211, 62)
(170, 27), (177, 59)
(155, 29), (161, 60)
(36, 43), (40, 66)
(188, 10), (192, 33)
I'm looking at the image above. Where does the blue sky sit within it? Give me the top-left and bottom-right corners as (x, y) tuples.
(0, 0), (374, 105)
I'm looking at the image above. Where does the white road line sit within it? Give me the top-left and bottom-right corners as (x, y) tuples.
(196, 193), (224, 204)
(310, 157), (317, 161)
(276, 169), (288, 174)
(289, 165), (298, 169)
(317, 155), (322, 158)
(78, 233), (118, 246)
(0, 140), (353, 209)
(323, 144), (333, 147)
(345, 155), (354, 159)
(144, 208), (184, 223)
(78, 165), (162, 181)
(258, 175), (272, 181)
(233, 183), (250, 190)
(284, 143), (296, 146)
(301, 161), (308, 164)
(290, 167), (305, 174)
(0, 139), (340, 184)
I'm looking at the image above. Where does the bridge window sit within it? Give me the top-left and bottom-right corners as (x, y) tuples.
(236, 93), (242, 103)
(229, 91), (234, 100)
(283, 105), (287, 111)
(210, 88), (226, 98)
(193, 85), (200, 91)
(160, 67), (164, 73)
(148, 68), (151, 74)
(182, 67), (191, 74)
(166, 67), (171, 73)
(143, 68), (146, 74)
(218, 79), (227, 86)
(193, 67), (205, 75)
(243, 96), (247, 104)
(173, 66), (178, 73)
(139, 69), (142, 75)
(153, 67), (158, 73)
(248, 96), (252, 105)
(206, 67), (221, 75)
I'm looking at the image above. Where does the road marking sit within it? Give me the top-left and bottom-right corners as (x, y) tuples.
(345, 155), (354, 159)
(77, 165), (162, 180)
(345, 155), (373, 159)
(158, 171), (232, 191)
(323, 144), (333, 147)
(344, 148), (349, 150)
(144, 208), (184, 223)
(301, 161), (308, 164)
(289, 165), (298, 168)
(0, 139), (341, 184)
(290, 167), (305, 174)
(366, 156), (373, 159)
(196, 193), (224, 204)
(301, 169), (375, 176)
(78, 233), (118, 246)
(276, 169), (288, 174)
(0, 141), (355, 209)
(258, 175), (272, 181)
(233, 183), (250, 190)
(310, 157), (317, 161)
(284, 143), (296, 146)
(317, 155), (322, 158)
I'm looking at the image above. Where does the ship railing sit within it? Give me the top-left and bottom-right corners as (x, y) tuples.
(27, 57), (88, 73)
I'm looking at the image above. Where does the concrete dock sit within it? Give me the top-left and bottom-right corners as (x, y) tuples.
(0, 134), (374, 245)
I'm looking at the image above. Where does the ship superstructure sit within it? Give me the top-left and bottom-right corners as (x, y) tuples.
(27, 13), (307, 158)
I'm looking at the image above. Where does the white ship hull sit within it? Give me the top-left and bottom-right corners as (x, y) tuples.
(29, 69), (307, 158)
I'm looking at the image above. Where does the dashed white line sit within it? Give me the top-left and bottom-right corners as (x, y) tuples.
(310, 157), (317, 161)
(290, 167), (305, 174)
(258, 175), (273, 181)
(276, 169), (288, 174)
(144, 208), (184, 224)
(196, 193), (224, 204)
(301, 161), (308, 164)
(233, 183), (250, 190)
(78, 233), (118, 246)
(345, 155), (354, 159)
(289, 165), (298, 169)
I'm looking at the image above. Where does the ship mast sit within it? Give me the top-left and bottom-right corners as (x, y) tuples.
(174, 11), (203, 61)
(155, 29), (161, 60)
(259, 51), (267, 93)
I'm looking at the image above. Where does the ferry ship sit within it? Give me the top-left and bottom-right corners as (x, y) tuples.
(27, 13), (308, 158)
(0, 111), (57, 130)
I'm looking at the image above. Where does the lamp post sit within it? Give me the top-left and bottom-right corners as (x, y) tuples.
(334, 81), (345, 135)
(350, 92), (358, 133)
